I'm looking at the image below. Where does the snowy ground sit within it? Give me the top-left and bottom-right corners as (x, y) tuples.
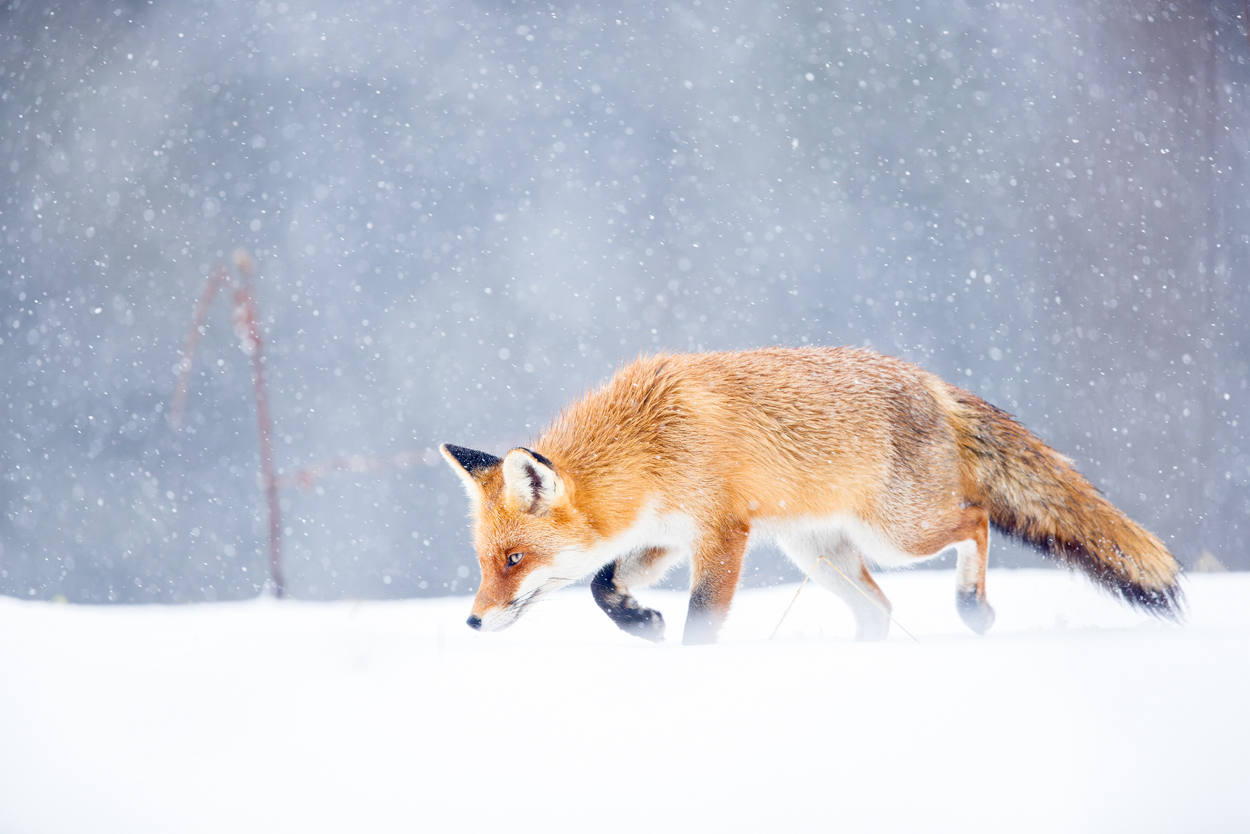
(1, 568), (1246, 834)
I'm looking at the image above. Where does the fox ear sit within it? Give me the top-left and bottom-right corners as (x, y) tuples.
(441, 444), (502, 504)
(502, 447), (565, 515)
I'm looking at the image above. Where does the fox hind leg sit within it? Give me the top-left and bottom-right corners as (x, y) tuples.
(591, 548), (671, 642)
(814, 554), (892, 641)
(888, 504), (995, 634)
(779, 530), (892, 641)
(944, 506), (995, 634)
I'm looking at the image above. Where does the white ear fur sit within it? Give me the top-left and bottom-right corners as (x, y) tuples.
(502, 448), (565, 515)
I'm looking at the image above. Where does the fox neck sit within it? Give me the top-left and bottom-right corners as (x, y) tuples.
(554, 497), (697, 582)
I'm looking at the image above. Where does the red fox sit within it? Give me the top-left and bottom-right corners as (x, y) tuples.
(442, 347), (1183, 644)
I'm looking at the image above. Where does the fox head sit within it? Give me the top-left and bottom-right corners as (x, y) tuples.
(441, 443), (594, 632)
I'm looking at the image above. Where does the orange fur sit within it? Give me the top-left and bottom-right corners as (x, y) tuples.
(443, 347), (1183, 644)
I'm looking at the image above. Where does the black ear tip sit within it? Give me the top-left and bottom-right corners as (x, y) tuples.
(517, 446), (556, 470)
(444, 444), (503, 475)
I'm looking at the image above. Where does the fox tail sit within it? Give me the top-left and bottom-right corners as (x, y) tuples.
(954, 392), (1184, 620)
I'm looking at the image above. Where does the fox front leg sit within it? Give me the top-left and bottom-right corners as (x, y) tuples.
(682, 520), (750, 645)
(591, 556), (666, 642)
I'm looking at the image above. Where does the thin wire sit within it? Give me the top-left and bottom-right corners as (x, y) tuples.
(767, 551), (824, 641)
(770, 555), (922, 645)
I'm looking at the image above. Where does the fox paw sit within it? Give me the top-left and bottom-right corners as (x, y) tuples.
(617, 605), (666, 642)
(957, 590), (996, 635)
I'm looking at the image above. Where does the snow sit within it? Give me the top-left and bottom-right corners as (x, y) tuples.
(2, 568), (1246, 833)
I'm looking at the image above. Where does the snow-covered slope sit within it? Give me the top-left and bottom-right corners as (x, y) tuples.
(2, 569), (1246, 833)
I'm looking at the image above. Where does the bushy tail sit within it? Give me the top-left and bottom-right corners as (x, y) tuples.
(953, 392), (1184, 620)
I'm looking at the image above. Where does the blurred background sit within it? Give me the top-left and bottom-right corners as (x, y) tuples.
(2, 0), (1247, 604)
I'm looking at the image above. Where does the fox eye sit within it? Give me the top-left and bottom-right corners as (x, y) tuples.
(507, 552), (524, 566)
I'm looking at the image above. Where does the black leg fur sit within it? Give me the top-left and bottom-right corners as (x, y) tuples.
(681, 582), (721, 646)
(591, 561), (666, 642)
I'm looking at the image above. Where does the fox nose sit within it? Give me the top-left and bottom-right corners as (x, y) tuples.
(466, 614), (482, 630)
